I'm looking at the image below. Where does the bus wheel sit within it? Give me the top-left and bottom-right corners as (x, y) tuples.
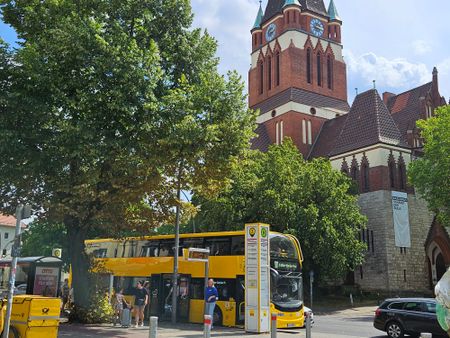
(213, 307), (223, 327)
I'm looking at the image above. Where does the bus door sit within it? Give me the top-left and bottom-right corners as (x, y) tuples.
(160, 274), (191, 322)
(236, 275), (245, 325)
(149, 275), (162, 317)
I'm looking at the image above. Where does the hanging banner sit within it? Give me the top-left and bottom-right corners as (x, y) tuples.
(245, 223), (270, 333)
(391, 191), (411, 248)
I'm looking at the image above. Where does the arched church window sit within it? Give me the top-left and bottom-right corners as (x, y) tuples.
(306, 48), (312, 84)
(259, 61), (264, 94)
(327, 55), (333, 89)
(398, 162), (406, 190)
(267, 57), (272, 90)
(317, 53), (322, 86)
(276, 52), (280, 86)
(389, 160), (396, 189)
(361, 162), (370, 192)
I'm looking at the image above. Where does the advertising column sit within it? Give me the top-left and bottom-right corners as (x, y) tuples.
(245, 223), (270, 333)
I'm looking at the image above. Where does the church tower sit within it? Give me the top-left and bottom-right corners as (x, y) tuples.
(250, 0), (349, 157)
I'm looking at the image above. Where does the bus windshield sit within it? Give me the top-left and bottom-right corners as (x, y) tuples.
(270, 234), (298, 260)
(270, 234), (303, 311)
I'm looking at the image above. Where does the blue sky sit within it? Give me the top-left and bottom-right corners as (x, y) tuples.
(191, 0), (450, 103)
(1, 0), (449, 104)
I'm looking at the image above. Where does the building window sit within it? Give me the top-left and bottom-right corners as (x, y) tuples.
(302, 120), (307, 144)
(267, 57), (272, 90)
(327, 55), (333, 89)
(307, 120), (312, 145)
(276, 121), (284, 145)
(4, 233), (8, 239)
(276, 52), (280, 86)
(426, 104), (433, 118)
(389, 160), (396, 189)
(317, 53), (322, 86)
(259, 61), (264, 94)
(360, 266), (363, 280)
(275, 122), (279, 145)
(361, 162), (370, 192)
(306, 48), (312, 84)
(398, 162), (406, 190)
(404, 269), (407, 282)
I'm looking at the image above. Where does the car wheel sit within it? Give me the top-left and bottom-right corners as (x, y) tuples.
(386, 321), (404, 338)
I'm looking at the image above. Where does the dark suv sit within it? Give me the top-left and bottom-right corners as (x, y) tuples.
(374, 298), (447, 338)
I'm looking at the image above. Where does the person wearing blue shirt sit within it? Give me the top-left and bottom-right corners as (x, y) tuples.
(204, 279), (219, 327)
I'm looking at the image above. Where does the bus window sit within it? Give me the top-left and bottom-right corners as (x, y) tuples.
(140, 242), (160, 257)
(205, 237), (231, 256)
(231, 236), (245, 255)
(189, 279), (204, 300)
(93, 249), (107, 258)
(158, 241), (174, 257)
(214, 279), (236, 301)
(182, 238), (204, 250)
(270, 234), (298, 259)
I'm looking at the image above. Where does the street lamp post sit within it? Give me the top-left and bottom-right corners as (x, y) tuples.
(3, 204), (31, 338)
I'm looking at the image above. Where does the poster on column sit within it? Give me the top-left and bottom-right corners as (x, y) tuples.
(33, 266), (59, 297)
(391, 191), (411, 248)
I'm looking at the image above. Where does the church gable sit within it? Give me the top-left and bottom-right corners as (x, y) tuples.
(330, 89), (403, 157)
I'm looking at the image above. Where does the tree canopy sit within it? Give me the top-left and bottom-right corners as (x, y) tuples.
(409, 105), (450, 227)
(0, 0), (255, 312)
(194, 140), (367, 280)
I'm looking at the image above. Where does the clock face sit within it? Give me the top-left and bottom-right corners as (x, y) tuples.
(266, 23), (277, 42)
(310, 18), (324, 37)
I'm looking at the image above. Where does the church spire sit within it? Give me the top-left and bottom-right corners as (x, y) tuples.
(283, 0), (301, 8)
(328, 0), (341, 21)
(252, 1), (264, 30)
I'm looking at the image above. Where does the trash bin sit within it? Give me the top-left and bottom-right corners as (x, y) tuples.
(9, 295), (61, 338)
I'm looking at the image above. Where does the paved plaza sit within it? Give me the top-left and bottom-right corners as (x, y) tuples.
(58, 306), (388, 338)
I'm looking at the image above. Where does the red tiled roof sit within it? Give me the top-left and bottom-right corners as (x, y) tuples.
(252, 87), (350, 115)
(251, 124), (271, 152)
(0, 214), (17, 227)
(387, 82), (432, 143)
(263, 0), (328, 23)
(330, 89), (404, 156)
(308, 114), (348, 159)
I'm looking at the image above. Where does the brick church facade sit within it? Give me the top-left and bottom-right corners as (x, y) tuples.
(249, 0), (449, 293)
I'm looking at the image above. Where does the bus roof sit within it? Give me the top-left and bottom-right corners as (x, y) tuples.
(85, 229), (285, 244)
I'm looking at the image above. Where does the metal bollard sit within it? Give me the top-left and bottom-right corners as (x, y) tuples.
(420, 334), (432, 338)
(149, 316), (158, 338)
(203, 315), (212, 338)
(271, 313), (277, 338)
(305, 312), (312, 338)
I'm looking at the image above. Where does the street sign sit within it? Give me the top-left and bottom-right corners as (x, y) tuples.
(186, 247), (210, 262)
(245, 223), (270, 333)
(52, 248), (62, 258)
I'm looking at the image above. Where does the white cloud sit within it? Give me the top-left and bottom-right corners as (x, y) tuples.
(345, 50), (430, 89)
(412, 40), (432, 55)
(192, 0), (259, 81)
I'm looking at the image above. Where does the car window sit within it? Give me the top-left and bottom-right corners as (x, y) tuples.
(424, 302), (436, 313)
(388, 302), (404, 310)
(404, 302), (422, 312)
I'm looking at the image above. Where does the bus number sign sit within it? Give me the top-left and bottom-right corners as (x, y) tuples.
(186, 248), (210, 262)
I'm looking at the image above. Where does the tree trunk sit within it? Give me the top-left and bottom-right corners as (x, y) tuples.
(65, 216), (90, 309)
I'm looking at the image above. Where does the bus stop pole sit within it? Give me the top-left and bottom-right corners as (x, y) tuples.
(203, 249), (209, 315)
(3, 205), (27, 338)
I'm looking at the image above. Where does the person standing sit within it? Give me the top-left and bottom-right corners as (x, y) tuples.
(113, 287), (129, 326)
(133, 281), (149, 328)
(204, 279), (218, 327)
(61, 279), (70, 311)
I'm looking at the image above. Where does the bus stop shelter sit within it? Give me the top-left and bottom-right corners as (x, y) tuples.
(0, 256), (63, 297)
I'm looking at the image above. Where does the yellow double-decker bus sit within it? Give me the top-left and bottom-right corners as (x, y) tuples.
(86, 230), (304, 328)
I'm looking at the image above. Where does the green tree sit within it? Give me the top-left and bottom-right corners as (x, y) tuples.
(0, 0), (255, 314)
(409, 106), (450, 226)
(194, 140), (367, 280)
